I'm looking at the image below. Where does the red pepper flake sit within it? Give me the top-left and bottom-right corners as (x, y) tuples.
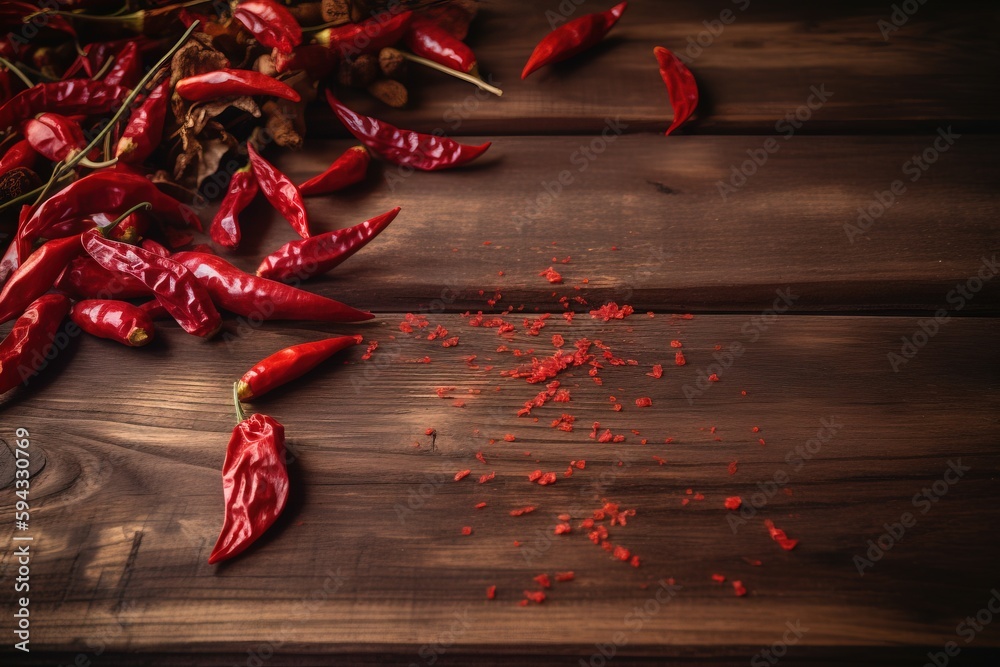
(510, 506), (537, 517)
(681, 498), (690, 506)
(417, 356), (431, 363)
(733, 580), (747, 597)
(665, 437), (674, 444)
(759, 438), (766, 446)
(573, 460), (586, 469)
(675, 352), (686, 366)
(598, 429), (614, 443)
(728, 460), (738, 475)
(552, 334), (565, 348)
(425, 428), (435, 436)
(742, 557), (763, 566)
(464, 355), (478, 365)
(724, 496), (742, 510)
(589, 302), (634, 321)
(452, 400), (466, 408)
(741, 390), (748, 396)
(590, 422), (600, 439)
(475, 451), (487, 465)
(694, 493), (705, 501)
(454, 469), (471, 481)
(442, 337), (460, 347)
(555, 571), (575, 582)
(537, 472), (557, 486)
(478, 472), (495, 484)
(554, 522), (571, 535)
(630, 555), (641, 568)
(752, 426), (761, 433)
(461, 526), (473, 535)
(613, 545), (631, 562)
(612, 435), (625, 443)
(475, 502), (487, 509)
(711, 573), (726, 583)
(646, 364), (663, 378)
(359, 340), (378, 360)
(435, 386), (456, 398)
(670, 340), (682, 348)
(523, 590), (546, 604)
(635, 397), (653, 408)
(563, 311), (574, 322)
(652, 455), (667, 465)
(486, 585), (497, 600)
(708, 373), (720, 382)
(612, 403), (623, 412)
(503, 434), (516, 442)
(764, 519), (799, 550)
(528, 470), (543, 482)
(483, 241), (492, 246)
(534, 573), (552, 589)
(513, 540), (521, 547)
(539, 266), (563, 284)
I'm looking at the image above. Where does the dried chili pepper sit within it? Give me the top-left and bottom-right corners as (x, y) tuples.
(209, 385), (288, 564)
(521, 1), (627, 79)
(22, 112), (87, 163)
(140, 238), (170, 257)
(0, 80), (129, 134)
(298, 145), (369, 197)
(237, 335), (362, 400)
(0, 293), (71, 395)
(0, 139), (37, 178)
(256, 206), (399, 282)
(209, 162), (257, 249)
(115, 77), (169, 165)
(247, 143), (310, 239)
(273, 44), (336, 79)
(0, 234), (82, 325)
(54, 255), (152, 300)
(327, 92), (490, 170)
(102, 41), (142, 89)
(405, 16), (477, 74)
(175, 68), (300, 103)
(0, 2), (77, 40)
(83, 234), (222, 338)
(654, 46), (698, 136)
(232, 0), (302, 55)
(70, 299), (154, 347)
(315, 11), (412, 57)
(172, 251), (374, 323)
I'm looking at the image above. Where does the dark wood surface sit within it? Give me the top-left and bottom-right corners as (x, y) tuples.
(3, 0), (1000, 664)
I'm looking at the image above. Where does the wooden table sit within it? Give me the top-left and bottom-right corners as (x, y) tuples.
(4, 1), (1000, 664)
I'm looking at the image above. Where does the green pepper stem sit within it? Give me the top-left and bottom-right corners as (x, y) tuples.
(233, 381), (247, 424)
(78, 156), (119, 170)
(0, 56), (34, 89)
(91, 54), (116, 81)
(102, 201), (151, 235)
(399, 52), (503, 97)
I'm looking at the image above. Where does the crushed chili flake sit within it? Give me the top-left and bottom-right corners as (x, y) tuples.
(510, 506), (537, 517)
(554, 522), (571, 535)
(563, 311), (574, 322)
(452, 400), (466, 408)
(551, 334), (565, 348)
(741, 390), (748, 396)
(528, 470), (542, 482)
(759, 438), (766, 446)
(724, 496), (742, 510)
(612, 435), (625, 443)
(476, 451), (487, 464)
(652, 455), (667, 465)
(612, 403), (622, 412)
(708, 373), (720, 382)
(732, 581), (747, 597)
(537, 472), (557, 486)
(503, 434), (516, 442)
(590, 302), (634, 321)
(513, 540), (521, 547)
(425, 428), (435, 436)
(360, 340), (378, 360)
(764, 519), (799, 550)
(728, 460), (738, 475)
(646, 364), (663, 378)
(539, 266), (563, 284)
(630, 555), (641, 568)
(478, 472), (495, 484)
(675, 352), (686, 366)
(681, 498), (690, 506)
(694, 493), (705, 501)
(742, 557), (763, 566)
(635, 397), (653, 407)
(670, 340), (682, 348)
(711, 573), (726, 583)
(613, 546), (631, 562)
(523, 590), (546, 604)
(573, 460), (586, 469)
(555, 571), (575, 582)
(442, 337), (460, 347)
(461, 526), (473, 535)
(455, 469), (471, 481)
(486, 585), (497, 600)
(752, 426), (761, 433)
(598, 429), (613, 443)
(534, 573), (552, 589)
(475, 502), (487, 509)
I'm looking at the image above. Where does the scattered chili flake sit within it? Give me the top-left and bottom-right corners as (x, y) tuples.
(554, 522), (571, 535)
(670, 340), (682, 348)
(513, 540), (521, 547)
(478, 472), (496, 484)
(486, 585), (497, 600)
(742, 557), (763, 566)
(646, 364), (663, 378)
(681, 498), (690, 506)
(751, 426), (761, 433)
(630, 556), (641, 568)
(534, 573), (552, 588)
(528, 470), (542, 482)
(652, 455), (667, 465)
(563, 312), (574, 322)
(728, 460), (738, 475)
(539, 266), (563, 284)
(461, 526), (473, 535)
(436, 386), (456, 398)
(555, 571), (575, 582)
(635, 397), (653, 408)
(612, 435), (626, 443)
(733, 581), (747, 597)
(711, 573), (726, 583)
(741, 390), (748, 396)
(724, 496), (742, 510)
(452, 400), (466, 408)
(425, 428), (435, 436)
(675, 352), (686, 366)
(708, 373), (720, 382)
(613, 546), (631, 562)
(476, 451), (487, 464)
(442, 337), (460, 347)
(573, 460), (586, 469)
(510, 506), (536, 517)
(590, 302), (634, 321)
(455, 469), (471, 481)
(524, 590), (546, 604)
(360, 340), (378, 360)
(552, 334), (565, 348)
(759, 438), (766, 446)
(694, 493), (705, 501)
(764, 519), (798, 550)
(417, 356), (431, 363)
(612, 403), (622, 412)
(503, 434), (516, 442)
(475, 502), (487, 509)
(537, 472), (557, 486)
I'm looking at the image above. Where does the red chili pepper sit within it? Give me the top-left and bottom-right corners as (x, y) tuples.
(326, 92), (490, 171)
(232, 0), (302, 55)
(237, 335), (362, 400)
(54, 255), (152, 300)
(298, 145), (369, 197)
(273, 44), (337, 79)
(654, 46), (698, 136)
(0, 139), (37, 178)
(102, 41), (142, 89)
(209, 163), (258, 249)
(209, 387), (288, 564)
(22, 112), (87, 163)
(83, 234), (222, 338)
(140, 238), (171, 257)
(115, 77), (170, 165)
(0, 234), (82, 325)
(175, 69), (300, 103)
(0, 293), (71, 395)
(172, 251), (374, 323)
(87, 209), (150, 245)
(521, 2), (627, 79)
(405, 16), (477, 74)
(0, 80), (129, 134)
(0, 2), (76, 40)
(70, 299), (154, 347)
(138, 298), (169, 320)
(315, 11), (412, 58)
(256, 206), (399, 282)
(247, 143), (310, 239)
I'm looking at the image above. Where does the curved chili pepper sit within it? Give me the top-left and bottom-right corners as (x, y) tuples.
(70, 299), (154, 347)
(256, 206), (398, 282)
(237, 335), (362, 401)
(405, 16), (477, 74)
(0, 208), (28, 286)
(315, 11), (412, 58)
(210, 162), (257, 249)
(247, 143), (309, 239)
(521, 1), (627, 79)
(273, 44), (337, 79)
(115, 77), (170, 165)
(102, 41), (142, 89)
(54, 255), (152, 300)
(0, 234), (82, 325)
(208, 391), (288, 565)
(654, 46), (698, 136)
(0, 2), (76, 40)
(0, 139), (37, 178)
(83, 233), (222, 338)
(22, 112), (87, 163)
(0, 80), (129, 134)
(138, 298), (169, 320)
(87, 209), (149, 245)
(0, 293), (71, 395)
(298, 145), (369, 197)
(172, 251), (374, 323)
(232, 0), (302, 55)
(326, 92), (490, 171)
(140, 238), (170, 257)
(175, 69), (300, 103)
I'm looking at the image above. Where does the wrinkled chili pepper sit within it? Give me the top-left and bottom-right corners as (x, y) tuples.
(0, 139), (37, 178)
(232, 0), (302, 55)
(172, 251), (374, 322)
(327, 92), (490, 170)
(298, 145), (369, 197)
(237, 335), (362, 400)
(175, 69), (300, 103)
(83, 233), (222, 338)
(654, 46), (698, 135)
(54, 255), (152, 300)
(256, 206), (399, 282)
(405, 16), (477, 74)
(0, 234), (82, 325)
(102, 41), (142, 89)
(140, 238), (170, 257)
(22, 112), (87, 162)
(247, 143), (310, 239)
(315, 11), (412, 57)
(521, 1), (627, 79)
(209, 162), (257, 248)
(87, 209), (149, 244)
(0, 2), (77, 40)
(115, 77), (169, 165)
(0, 293), (71, 395)
(209, 385), (288, 564)
(273, 44), (336, 79)
(70, 299), (154, 347)
(0, 80), (129, 133)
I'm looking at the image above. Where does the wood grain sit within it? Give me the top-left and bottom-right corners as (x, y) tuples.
(2, 314), (998, 662)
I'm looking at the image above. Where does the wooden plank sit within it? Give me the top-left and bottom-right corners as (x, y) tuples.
(307, 0), (1000, 136)
(2, 313), (998, 662)
(196, 135), (1000, 314)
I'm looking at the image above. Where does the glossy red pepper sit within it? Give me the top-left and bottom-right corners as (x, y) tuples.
(208, 390), (288, 565)
(0, 139), (37, 177)
(247, 143), (310, 239)
(232, 0), (302, 55)
(54, 255), (152, 300)
(172, 251), (374, 323)
(256, 206), (399, 282)
(315, 11), (412, 58)
(273, 44), (337, 79)
(327, 92), (490, 171)
(22, 112), (87, 162)
(115, 77), (170, 165)
(140, 238), (170, 257)
(0, 293), (71, 395)
(70, 299), (154, 347)
(0, 80), (129, 134)
(419, 3), (475, 40)
(405, 16), (477, 74)
(209, 162), (257, 249)
(87, 209), (149, 245)
(654, 46), (698, 136)
(237, 335), (362, 400)
(83, 233), (222, 338)
(0, 234), (82, 325)
(298, 145), (369, 197)
(0, 2), (76, 40)
(102, 41), (142, 89)
(175, 69), (300, 103)
(521, 1), (627, 79)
